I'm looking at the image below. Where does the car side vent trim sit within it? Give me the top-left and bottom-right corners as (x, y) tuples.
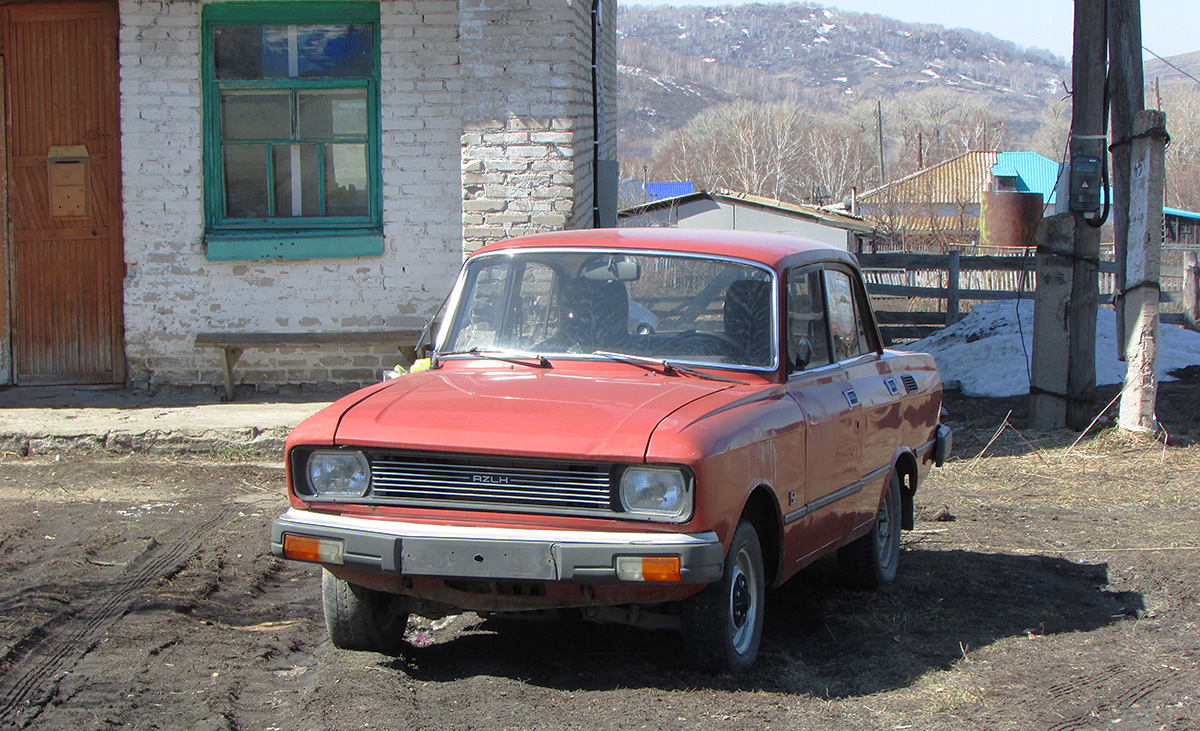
(901, 374), (918, 393)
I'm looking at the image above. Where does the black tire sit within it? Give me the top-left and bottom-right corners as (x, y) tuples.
(681, 520), (765, 674)
(322, 569), (410, 653)
(839, 470), (903, 589)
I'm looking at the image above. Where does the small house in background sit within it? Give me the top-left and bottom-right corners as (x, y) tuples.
(856, 151), (1059, 250)
(619, 189), (874, 252)
(1165, 207), (1200, 247)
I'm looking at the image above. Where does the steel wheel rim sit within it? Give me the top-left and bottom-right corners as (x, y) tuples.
(875, 488), (897, 571)
(728, 546), (760, 654)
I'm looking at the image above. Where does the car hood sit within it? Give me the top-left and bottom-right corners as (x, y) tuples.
(328, 366), (733, 461)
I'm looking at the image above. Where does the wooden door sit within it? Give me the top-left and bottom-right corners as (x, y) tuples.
(3, 2), (124, 385)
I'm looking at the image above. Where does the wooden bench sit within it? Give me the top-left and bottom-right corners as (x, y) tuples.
(195, 330), (423, 401)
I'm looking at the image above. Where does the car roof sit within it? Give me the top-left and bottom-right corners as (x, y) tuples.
(471, 228), (857, 271)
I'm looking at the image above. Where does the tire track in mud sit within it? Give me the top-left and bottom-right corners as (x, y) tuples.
(1040, 663), (1195, 731)
(0, 507), (237, 728)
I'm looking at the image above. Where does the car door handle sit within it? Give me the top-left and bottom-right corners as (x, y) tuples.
(843, 388), (860, 408)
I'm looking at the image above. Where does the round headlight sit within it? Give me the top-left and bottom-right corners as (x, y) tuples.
(306, 451), (371, 497)
(619, 467), (691, 521)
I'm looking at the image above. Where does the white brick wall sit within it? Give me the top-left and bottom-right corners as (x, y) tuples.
(120, 0), (464, 392)
(118, 0), (614, 391)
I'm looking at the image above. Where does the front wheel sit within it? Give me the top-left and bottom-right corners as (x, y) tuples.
(681, 520), (765, 674)
(839, 470), (903, 589)
(322, 569), (410, 653)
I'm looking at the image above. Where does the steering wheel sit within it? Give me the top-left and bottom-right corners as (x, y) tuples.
(678, 330), (748, 361)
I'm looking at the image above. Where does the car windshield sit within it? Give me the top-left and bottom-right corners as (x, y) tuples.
(439, 249), (776, 369)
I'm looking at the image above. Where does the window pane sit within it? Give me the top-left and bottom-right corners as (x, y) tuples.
(221, 91), (290, 141)
(295, 25), (373, 78)
(788, 269), (831, 368)
(223, 145), (269, 218)
(325, 144), (369, 217)
(272, 144), (321, 217)
(299, 90), (367, 140)
(825, 270), (862, 361)
(213, 25), (266, 80)
(214, 24), (373, 80)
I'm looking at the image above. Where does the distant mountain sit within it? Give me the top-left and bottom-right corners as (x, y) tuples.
(618, 2), (1071, 160)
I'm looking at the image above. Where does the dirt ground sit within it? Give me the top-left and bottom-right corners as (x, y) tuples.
(1, 381), (1198, 731)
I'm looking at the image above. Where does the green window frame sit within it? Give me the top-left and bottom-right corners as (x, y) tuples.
(201, 1), (383, 261)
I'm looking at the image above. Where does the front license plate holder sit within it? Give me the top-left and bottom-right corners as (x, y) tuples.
(400, 537), (557, 580)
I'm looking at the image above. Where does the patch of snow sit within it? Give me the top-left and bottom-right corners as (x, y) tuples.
(922, 69), (940, 78)
(818, 22), (836, 33)
(677, 33), (689, 39)
(741, 28), (750, 35)
(833, 76), (848, 82)
(814, 36), (830, 44)
(703, 57), (716, 63)
(899, 301), (1200, 398)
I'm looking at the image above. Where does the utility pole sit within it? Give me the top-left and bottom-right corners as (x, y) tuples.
(1109, 0), (1166, 434)
(1064, 0), (1108, 431)
(876, 100), (886, 186)
(1109, 0), (1145, 353)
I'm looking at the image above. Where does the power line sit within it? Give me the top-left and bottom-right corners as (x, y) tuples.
(1144, 46), (1200, 89)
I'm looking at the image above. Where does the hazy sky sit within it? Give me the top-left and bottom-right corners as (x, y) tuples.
(628, 1), (1200, 62)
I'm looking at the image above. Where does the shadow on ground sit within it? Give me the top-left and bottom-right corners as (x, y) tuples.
(384, 547), (1139, 696)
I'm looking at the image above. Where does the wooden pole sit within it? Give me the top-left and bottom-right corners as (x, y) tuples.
(1118, 110), (1167, 435)
(1030, 213), (1075, 430)
(946, 250), (960, 325)
(1108, 0), (1145, 357)
(1066, 0), (1107, 430)
(876, 100), (886, 186)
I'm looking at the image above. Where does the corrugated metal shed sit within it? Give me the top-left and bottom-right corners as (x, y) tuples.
(859, 151), (999, 205)
(994, 151), (1060, 203)
(858, 151), (1061, 235)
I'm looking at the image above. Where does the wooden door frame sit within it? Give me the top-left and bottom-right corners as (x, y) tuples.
(0, 51), (10, 386)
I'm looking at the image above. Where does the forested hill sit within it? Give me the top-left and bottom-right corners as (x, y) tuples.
(618, 3), (1071, 159)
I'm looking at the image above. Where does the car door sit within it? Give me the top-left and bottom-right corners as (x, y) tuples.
(782, 265), (864, 567)
(823, 266), (897, 536)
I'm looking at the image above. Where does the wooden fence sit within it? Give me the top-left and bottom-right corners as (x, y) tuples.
(859, 250), (1190, 343)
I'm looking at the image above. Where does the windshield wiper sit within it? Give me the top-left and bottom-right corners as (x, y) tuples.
(592, 351), (748, 384)
(438, 347), (552, 368)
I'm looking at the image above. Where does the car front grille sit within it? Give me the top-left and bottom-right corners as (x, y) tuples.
(366, 452), (616, 517)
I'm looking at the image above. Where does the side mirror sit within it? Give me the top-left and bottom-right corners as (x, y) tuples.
(791, 336), (813, 372)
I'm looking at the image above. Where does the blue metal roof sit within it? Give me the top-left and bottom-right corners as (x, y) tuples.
(1164, 206), (1200, 221)
(643, 181), (695, 201)
(993, 151), (1061, 204)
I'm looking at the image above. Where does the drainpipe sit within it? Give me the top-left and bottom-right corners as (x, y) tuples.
(591, 0), (602, 228)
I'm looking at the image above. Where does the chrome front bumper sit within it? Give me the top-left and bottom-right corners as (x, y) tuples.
(270, 508), (725, 584)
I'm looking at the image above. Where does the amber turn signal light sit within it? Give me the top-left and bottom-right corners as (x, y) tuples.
(615, 556), (681, 582)
(283, 534), (344, 564)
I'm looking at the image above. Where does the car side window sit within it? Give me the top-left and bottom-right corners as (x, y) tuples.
(825, 269), (861, 361)
(824, 268), (875, 362)
(786, 267), (831, 370)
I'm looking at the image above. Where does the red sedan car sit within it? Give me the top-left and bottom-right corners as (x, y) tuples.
(271, 228), (949, 673)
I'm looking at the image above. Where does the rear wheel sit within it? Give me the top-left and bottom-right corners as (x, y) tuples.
(681, 520), (765, 674)
(322, 569), (410, 653)
(839, 470), (903, 589)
